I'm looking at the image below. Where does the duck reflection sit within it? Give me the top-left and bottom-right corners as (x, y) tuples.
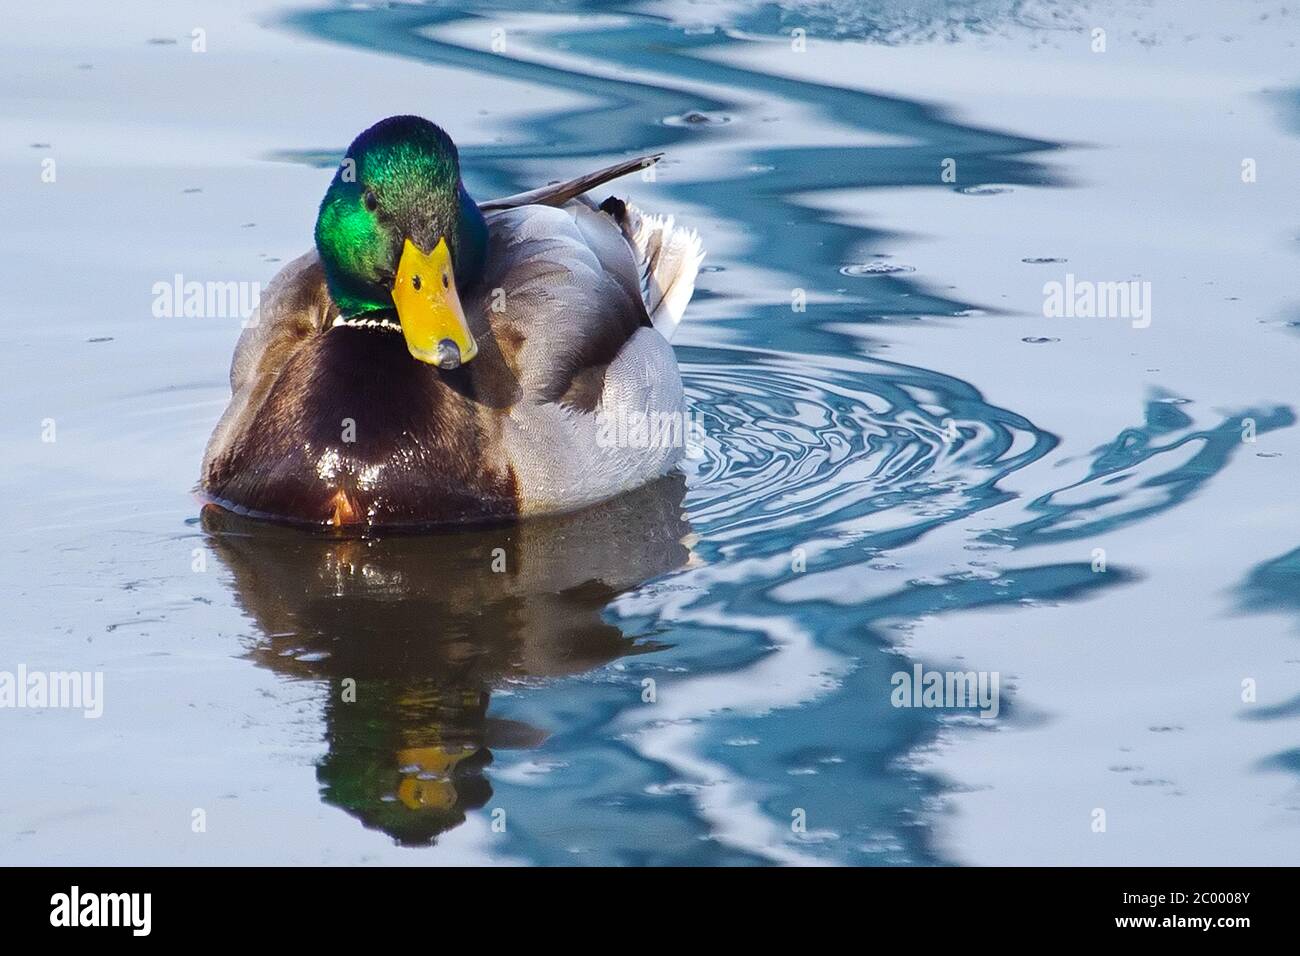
(202, 475), (691, 846)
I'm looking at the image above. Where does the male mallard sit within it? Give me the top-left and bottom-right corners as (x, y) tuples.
(201, 115), (703, 528)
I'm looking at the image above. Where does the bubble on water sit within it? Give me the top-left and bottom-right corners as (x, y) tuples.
(956, 184), (1012, 195)
(839, 261), (916, 277)
(663, 110), (732, 127)
(645, 781), (704, 796)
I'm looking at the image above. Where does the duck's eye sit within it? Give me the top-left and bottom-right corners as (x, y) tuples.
(362, 188), (379, 212)
(442, 272), (450, 289)
(412, 274), (422, 291)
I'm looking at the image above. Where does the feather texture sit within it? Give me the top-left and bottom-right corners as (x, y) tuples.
(617, 203), (705, 342)
(480, 154), (662, 211)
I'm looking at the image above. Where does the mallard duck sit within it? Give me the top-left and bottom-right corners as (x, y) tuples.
(201, 115), (703, 528)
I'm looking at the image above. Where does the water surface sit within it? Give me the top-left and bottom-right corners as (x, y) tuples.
(3, 0), (1299, 864)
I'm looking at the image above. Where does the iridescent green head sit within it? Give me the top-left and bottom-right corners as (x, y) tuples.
(314, 115), (488, 368)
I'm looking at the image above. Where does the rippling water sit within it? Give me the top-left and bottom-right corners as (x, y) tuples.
(4, 0), (1299, 864)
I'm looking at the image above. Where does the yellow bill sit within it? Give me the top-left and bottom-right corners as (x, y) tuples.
(392, 237), (477, 369)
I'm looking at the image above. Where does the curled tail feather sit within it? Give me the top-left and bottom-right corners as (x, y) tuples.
(616, 201), (704, 342)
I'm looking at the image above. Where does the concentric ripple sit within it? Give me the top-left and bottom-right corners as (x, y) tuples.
(681, 347), (1055, 546)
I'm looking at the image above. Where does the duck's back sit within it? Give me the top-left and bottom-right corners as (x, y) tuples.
(466, 200), (698, 517)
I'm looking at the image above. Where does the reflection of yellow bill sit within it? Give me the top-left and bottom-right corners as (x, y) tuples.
(396, 777), (457, 811)
(395, 745), (476, 811)
(392, 238), (477, 368)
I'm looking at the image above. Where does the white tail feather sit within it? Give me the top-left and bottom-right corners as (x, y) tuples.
(621, 202), (705, 342)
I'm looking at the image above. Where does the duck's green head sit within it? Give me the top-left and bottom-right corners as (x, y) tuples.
(314, 115), (489, 368)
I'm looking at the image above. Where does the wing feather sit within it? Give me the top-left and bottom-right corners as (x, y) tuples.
(479, 154), (661, 211)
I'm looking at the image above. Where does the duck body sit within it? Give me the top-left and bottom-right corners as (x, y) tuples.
(201, 141), (702, 529)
